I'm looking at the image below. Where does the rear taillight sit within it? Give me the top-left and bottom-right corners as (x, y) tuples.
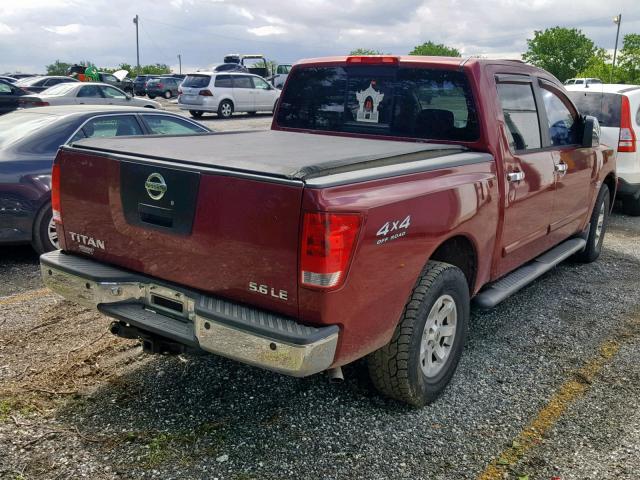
(619, 96), (636, 153)
(300, 212), (361, 289)
(20, 99), (49, 107)
(199, 89), (213, 96)
(157, 83), (164, 89)
(51, 162), (61, 223)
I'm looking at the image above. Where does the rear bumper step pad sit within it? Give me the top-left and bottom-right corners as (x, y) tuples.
(41, 251), (338, 377)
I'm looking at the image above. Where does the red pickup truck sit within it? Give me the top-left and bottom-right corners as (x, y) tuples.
(41, 56), (615, 406)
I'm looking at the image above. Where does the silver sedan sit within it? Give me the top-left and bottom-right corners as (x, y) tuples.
(20, 82), (161, 109)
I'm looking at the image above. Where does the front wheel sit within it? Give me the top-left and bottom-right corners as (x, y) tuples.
(217, 100), (233, 119)
(368, 261), (469, 406)
(32, 202), (58, 254)
(574, 185), (610, 263)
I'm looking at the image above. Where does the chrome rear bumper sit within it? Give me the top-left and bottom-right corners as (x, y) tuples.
(40, 251), (338, 377)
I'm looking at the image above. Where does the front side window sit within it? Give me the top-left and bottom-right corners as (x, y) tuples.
(101, 86), (126, 99)
(276, 66), (479, 142)
(540, 86), (578, 146)
(0, 83), (12, 94)
(142, 115), (207, 135)
(252, 77), (270, 90)
(81, 116), (143, 138)
(496, 82), (541, 151)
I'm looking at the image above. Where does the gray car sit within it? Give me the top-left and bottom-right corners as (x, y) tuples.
(0, 106), (210, 253)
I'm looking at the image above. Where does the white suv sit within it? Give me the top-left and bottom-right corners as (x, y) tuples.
(178, 72), (281, 119)
(567, 84), (640, 215)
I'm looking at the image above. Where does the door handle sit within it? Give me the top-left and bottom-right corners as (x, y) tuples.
(554, 162), (568, 175)
(507, 171), (525, 182)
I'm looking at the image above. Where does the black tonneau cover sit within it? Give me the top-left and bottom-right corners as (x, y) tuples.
(70, 130), (465, 181)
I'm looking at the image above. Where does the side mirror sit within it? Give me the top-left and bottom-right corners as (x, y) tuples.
(125, 94), (132, 100)
(581, 115), (600, 148)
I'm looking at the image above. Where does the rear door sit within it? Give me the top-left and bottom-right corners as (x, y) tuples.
(232, 75), (254, 111)
(495, 76), (557, 275)
(538, 80), (594, 242)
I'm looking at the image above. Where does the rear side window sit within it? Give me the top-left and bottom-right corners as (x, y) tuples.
(77, 85), (103, 98)
(183, 75), (211, 88)
(214, 75), (232, 88)
(496, 83), (541, 151)
(232, 76), (253, 89)
(142, 115), (207, 134)
(567, 91), (622, 128)
(81, 115), (143, 138)
(276, 66), (479, 142)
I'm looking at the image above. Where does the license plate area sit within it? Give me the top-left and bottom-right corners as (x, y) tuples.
(144, 284), (195, 321)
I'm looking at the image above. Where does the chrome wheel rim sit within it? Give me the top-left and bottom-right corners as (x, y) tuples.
(165, 91), (171, 99)
(221, 103), (232, 117)
(47, 216), (59, 249)
(420, 294), (457, 378)
(595, 200), (606, 244)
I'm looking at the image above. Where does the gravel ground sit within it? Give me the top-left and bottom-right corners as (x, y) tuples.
(1, 110), (639, 479)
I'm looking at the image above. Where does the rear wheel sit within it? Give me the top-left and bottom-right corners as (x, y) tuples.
(574, 185), (610, 263)
(189, 110), (204, 118)
(164, 90), (172, 99)
(148, 94), (156, 99)
(32, 202), (58, 254)
(218, 100), (233, 119)
(368, 261), (469, 406)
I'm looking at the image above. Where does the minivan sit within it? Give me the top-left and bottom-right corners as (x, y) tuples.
(567, 84), (640, 215)
(178, 72), (280, 118)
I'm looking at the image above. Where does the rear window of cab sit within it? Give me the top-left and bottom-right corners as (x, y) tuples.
(567, 91), (622, 128)
(275, 65), (479, 142)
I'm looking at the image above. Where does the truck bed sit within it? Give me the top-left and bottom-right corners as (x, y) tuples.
(70, 130), (466, 181)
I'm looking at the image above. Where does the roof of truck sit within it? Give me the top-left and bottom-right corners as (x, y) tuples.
(69, 130), (467, 181)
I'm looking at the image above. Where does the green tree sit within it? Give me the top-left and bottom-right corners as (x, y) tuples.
(349, 48), (385, 55)
(522, 27), (596, 82)
(409, 41), (461, 57)
(45, 60), (72, 76)
(617, 33), (640, 84)
(576, 48), (617, 83)
(139, 63), (171, 75)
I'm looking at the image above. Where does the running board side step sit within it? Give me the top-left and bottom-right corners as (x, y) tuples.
(473, 238), (586, 309)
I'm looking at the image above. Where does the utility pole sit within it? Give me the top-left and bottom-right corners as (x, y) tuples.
(133, 15), (140, 75)
(611, 14), (622, 83)
(177, 54), (182, 74)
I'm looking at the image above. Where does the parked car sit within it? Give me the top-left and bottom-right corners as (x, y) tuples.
(0, 76), (17, 84)
(96, 71), (134, 95)
(0, 79), (27, 114)
(20, 82), (161, 109)
(146, 77), (182, 99)
(133, 75), (155, 96)
(43, 56), (615, 407)
(567, 83), (640, 215)
(0, 106), (210, 253)
(178, 72), (280, 118)
(6, 73), (37, 79)
(564, 78), (602, 86)
(14, 75), (78, 93)
(270, 64), (292, 88)
(209, 63), (248, 73)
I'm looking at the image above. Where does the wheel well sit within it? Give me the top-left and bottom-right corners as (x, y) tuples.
(429, 236), (477, 292)
(604, 173), (616, 207)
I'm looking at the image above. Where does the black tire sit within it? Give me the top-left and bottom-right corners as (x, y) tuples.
(164, 90), (172, 99)
(368, 261), (469, 406)
(247, 111), (257, 116)
(623, 195), (640, 216)
(148, 94), (156, 99)
(189, 110), (203, 118)
(32, 202), (58, 254)
(217, 100), (233, 119)
(574, 185), (611, 263)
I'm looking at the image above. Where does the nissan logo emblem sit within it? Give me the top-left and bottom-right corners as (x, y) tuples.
(145, 173), (167, 200)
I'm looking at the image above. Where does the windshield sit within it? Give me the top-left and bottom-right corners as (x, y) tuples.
(276, 65), (479, 142)
(183, 75), (210, 88)
(41, 82), (77, 96)
(0, 112), (61, 149)
(277, 65), (292, 74)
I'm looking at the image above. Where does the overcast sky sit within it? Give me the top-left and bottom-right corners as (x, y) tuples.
(1, 0), (638, 74)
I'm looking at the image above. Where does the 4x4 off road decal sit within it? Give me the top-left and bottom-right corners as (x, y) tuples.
(376, 215), (411, 245)
(355, 80), (384, 123)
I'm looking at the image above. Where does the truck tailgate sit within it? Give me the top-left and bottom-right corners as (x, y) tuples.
(56, 148), (303, 318)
